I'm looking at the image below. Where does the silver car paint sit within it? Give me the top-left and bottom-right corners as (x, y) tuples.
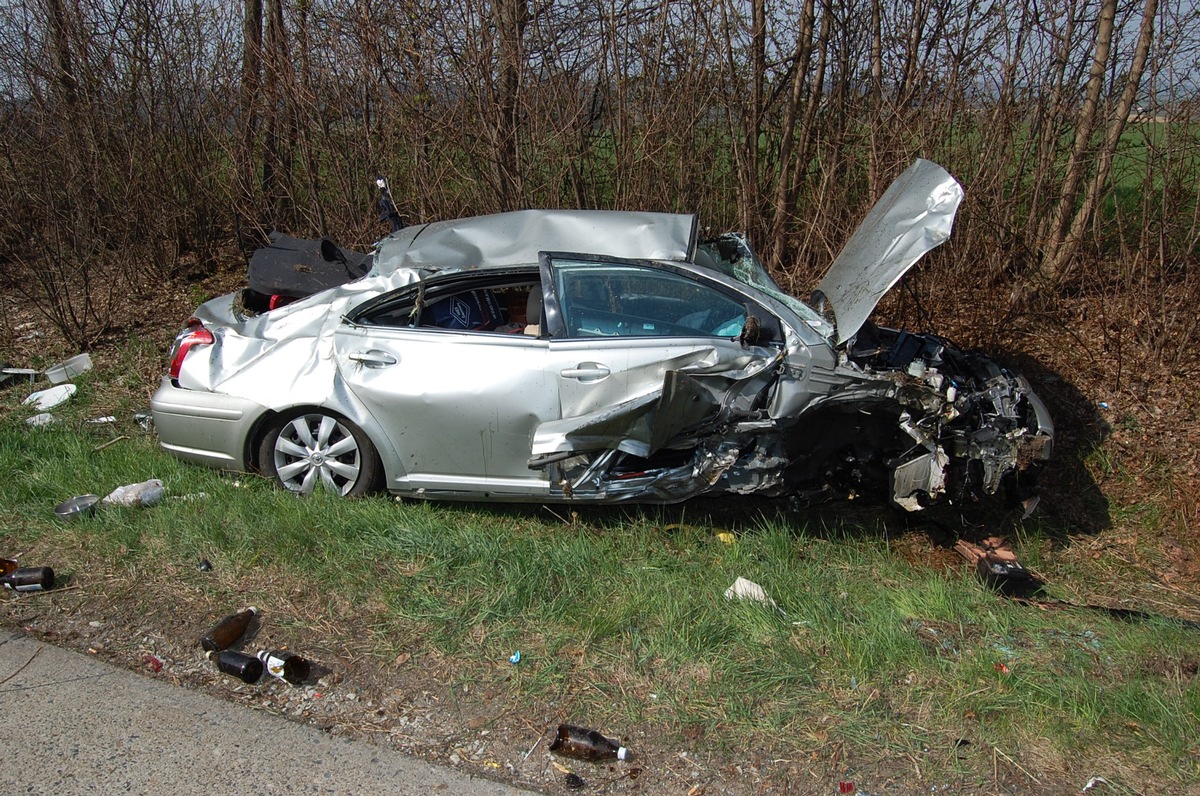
(152, 163), (1052, 510)
(371, 209), (697, 275)
(815, 159), (963, 345)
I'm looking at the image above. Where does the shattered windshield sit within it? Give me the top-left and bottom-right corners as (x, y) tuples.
(697, 235), (834, 339)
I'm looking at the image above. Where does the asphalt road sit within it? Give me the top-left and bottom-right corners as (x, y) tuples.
(0, 629), (534, 795)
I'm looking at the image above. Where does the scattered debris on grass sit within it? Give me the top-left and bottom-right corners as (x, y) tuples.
(103, 478), (165, 507)
(724, 576), (781, 612)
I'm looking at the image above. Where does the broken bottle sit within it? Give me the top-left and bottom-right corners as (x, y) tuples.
(550, 724), (632, 762)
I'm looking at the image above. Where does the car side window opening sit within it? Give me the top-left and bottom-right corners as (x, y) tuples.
(553, 260), (757, 340)
(356, 280), (540, 334)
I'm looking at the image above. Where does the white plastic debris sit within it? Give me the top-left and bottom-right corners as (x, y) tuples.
(1081, 776), (1109, 793)
(45, 353), (92, 384)
(723, 576), (780, 610)
(1, 367), (38, 381)
(88, 415), (117, 424)
(26, 413), (57, 427)
(103, 479), (165, 508)
(23, 384), (77, 411)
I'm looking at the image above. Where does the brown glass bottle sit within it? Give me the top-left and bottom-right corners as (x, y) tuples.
(207, 649), (264, 683)
(1, 557), (17, 576)
(199, 606), (258, 652)
(1, 567), (55, 592)
(550, 724), (631, 762)
(257, 650), (311, 684)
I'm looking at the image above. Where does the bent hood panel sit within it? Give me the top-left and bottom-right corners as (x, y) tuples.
(815, 159), (963, 346)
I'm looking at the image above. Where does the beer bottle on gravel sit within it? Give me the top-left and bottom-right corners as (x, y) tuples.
(1, 566), (55, 592)
(257, 649), (312, 684)
(550, 724), (632, 762)
(199, 606), (258, 652)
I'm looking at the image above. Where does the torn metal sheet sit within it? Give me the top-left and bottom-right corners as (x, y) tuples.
(815, 159), (963, 345)
(891, 449), (950, 511)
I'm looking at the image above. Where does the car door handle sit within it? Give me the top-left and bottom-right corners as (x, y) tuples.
(561, 363), (610, 382)
(349, 350), (398, 368)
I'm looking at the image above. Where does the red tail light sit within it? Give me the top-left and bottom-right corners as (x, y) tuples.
(168, 319), (214, 380)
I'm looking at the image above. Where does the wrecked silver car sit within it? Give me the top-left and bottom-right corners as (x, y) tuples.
(151, 160), (1052, 511)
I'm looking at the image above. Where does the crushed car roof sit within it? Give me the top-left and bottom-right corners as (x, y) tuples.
(370, 209), (699, 276)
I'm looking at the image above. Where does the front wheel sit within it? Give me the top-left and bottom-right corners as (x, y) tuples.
(259, 411), (381, 497)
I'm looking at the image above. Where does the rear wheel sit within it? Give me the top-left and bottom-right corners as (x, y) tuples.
(259, 411), (381, 497)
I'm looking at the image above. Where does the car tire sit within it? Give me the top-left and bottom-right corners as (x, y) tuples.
(259, 410), (382, 497)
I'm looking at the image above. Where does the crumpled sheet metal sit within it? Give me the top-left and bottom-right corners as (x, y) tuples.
(891, 450), (950, 510)
(530, 346), (781, 460)
(183, 211), (698, 413)
(372, 209), (697, 276)
(816, 159), (963, 345)
(558, 437), (745, 502)
(180, 270), (422, 409)
(534, 390), (662, 459)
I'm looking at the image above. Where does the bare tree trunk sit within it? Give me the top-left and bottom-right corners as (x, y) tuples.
(262, 0), (294, 226)
(769, 0), (817, 262)
(294, 0), (327, 236)
(867, 0), (883, 196)
(711, 0), (767, 235)
(1036, 0), (1118, 284)
(1025, 1), (1080, 240)
(493, 0), (528, 209)
(797, 3), (831, 171)
(785, 1), (830, 247)
(897, 0), (928, 108)
(236, 0), (263, 252)
(1045, 0), (1159, 282)
(45, 0), (79, 109)
(742, 0), (765, 233)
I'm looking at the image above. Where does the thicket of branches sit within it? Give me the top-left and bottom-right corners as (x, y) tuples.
(0, 0), (1197, 366)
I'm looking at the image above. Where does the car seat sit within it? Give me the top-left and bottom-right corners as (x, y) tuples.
(524, 285), (543, 336)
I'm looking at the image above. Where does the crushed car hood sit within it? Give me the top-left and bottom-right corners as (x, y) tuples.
(814, 159), (963, 346)
(372, 209), (697, 276)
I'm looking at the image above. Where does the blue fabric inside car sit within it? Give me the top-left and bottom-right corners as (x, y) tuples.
(420, 289), (505, 330)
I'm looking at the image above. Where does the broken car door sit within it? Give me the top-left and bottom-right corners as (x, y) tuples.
(533, 255), (784, 498)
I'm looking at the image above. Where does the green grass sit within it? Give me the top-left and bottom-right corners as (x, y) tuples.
(1, 362), (1198, 790)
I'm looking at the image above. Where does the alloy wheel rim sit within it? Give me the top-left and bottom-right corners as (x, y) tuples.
(273, 414), (362, 495)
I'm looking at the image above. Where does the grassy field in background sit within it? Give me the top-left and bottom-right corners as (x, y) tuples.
(2, 363), (1198, 793)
